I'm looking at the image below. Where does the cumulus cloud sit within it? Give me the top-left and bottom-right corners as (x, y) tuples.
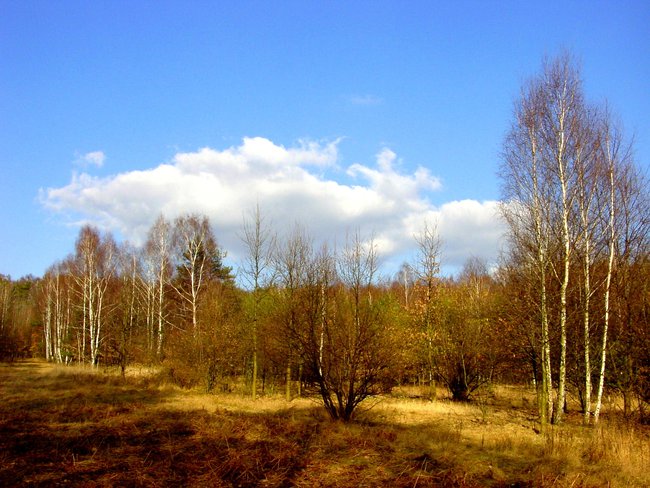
(437, 200), (506, 268)
(75, 150), (106, 168)
(41, 137), (505, 276)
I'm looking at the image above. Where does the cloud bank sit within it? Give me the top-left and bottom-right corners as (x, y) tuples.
(41, 137), (505, 275)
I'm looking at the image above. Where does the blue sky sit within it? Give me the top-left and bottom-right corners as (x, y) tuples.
(1, 0), (648, 280)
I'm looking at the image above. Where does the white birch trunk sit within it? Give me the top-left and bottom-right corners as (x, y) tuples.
(582, 231), (592, 421)
(43, 279), (53, 361)
(553, 89), (571, 425)
(594, 143), (616, 423)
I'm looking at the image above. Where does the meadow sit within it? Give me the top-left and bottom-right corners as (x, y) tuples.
(0, 360), (648, 487)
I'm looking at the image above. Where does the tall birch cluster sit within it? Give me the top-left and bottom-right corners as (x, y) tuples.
(499, 54), (646, 425)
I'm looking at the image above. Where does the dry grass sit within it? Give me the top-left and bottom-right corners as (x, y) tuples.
(1, 361), (648, 487)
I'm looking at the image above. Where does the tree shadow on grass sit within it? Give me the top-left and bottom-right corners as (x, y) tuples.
(0, 361), (324, 487)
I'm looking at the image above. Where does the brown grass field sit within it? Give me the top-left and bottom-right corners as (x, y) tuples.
(1, 361), (648, 487)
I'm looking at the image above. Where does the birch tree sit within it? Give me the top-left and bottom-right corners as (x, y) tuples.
(593, 111), (642, 422)
(500, 74), (555, 426)
(500, 53), (586, 425)
(172, 214), (220, 335)
(144, 215), (173, 358)
(42, 262), (72, 363)
(538, 55), (584, 424)
(73, 225), (117, 366)
(575, 155), (595, 422)
(500, 52), (649, 426)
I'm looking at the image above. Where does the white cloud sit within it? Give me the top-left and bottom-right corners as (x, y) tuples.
(347, 148), (442, 200)
(437, 200), (506, 268)
(41, 137), (505, 276)
(75, 151), (106, 168)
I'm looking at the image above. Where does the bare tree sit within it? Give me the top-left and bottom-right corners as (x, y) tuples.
(42, 261), (72, 363)
(273, 226), (397, 420)
(499, 52), (650, 427)
(239, 204), (275, 399)
(144, 215), (173, 358)
(319, 230), (397, 420)
(500, 74), (554, 425)
(412, 220), (441, 398)
(572, 105), (601, 423)
(112, 242), (141, 376)
(500, 53), (588, 425)
(73, 225), (117, 366)
(433, 258), (499, 401)
(538, 55), (585, 424)
(273, 224), (312, 401)
(172, 214), (218, 334)
(396, 262), (415, 309)
(592, 110), (638, 423)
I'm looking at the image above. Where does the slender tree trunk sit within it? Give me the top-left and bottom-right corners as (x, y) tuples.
(285, 363), (291, 402)
(540, 277), (553, 427)
(191, 264), (198, 334)
(319, 282), (326, 376)
(64, 294), (71, 363)
(81, 278), (87, 364)
(54, 274), (64, 363)
(157, 262), (165, 358)
(553, 114), (571, 425)
(148, 217), (171, 361)
(583, 249), (592, 422)
(581, 188), (593, 423)
(91, 282), (103, 367)
(87, 269), (95, 366)
(252, 325), (258, 400)
(594, 156), (616, 423)
(241, 206), (273, 401)
(43, 281), (53, 361)
(147, 286), (154, 355)
(532, 137), (553, 427)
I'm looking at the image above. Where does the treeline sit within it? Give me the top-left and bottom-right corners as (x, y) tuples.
(1, 53), (648, 423)
(0, 213), (510, 421)
(1, 204), (646, 422)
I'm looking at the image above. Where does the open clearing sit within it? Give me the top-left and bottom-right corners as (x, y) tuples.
(1, 361), (648, 487)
